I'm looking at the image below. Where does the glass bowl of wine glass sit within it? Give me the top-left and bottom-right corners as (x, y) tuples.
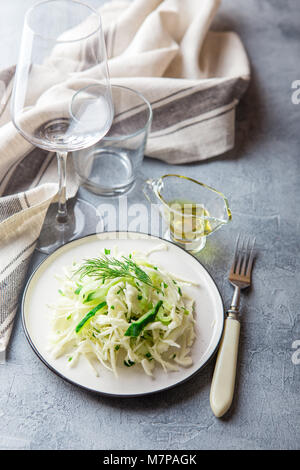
(11, 0), (113, 254)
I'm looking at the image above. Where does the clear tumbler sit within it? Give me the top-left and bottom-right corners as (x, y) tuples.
(73, 85), (152, 196)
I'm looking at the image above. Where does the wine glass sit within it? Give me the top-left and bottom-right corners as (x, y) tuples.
(11, 0), (113, 253)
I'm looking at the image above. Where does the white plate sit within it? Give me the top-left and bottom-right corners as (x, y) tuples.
(22, 232), (224, 397)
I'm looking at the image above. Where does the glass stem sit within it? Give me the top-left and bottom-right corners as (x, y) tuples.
(56, 151), (68, 224)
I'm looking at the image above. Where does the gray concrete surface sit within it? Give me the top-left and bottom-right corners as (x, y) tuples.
(0, 0), (299, 450)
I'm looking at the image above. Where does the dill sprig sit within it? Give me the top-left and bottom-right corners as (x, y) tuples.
(75, 255), (157, 289)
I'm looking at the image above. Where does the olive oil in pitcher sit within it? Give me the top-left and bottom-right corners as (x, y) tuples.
(166, 199), (213, 245)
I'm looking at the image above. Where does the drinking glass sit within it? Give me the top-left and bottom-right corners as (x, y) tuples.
(73, 85), (152, 196)
(11, 0), (113, 253)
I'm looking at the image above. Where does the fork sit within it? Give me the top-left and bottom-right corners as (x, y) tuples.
(210, 234), (255, 418)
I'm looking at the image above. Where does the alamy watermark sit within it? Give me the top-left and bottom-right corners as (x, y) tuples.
(94, 197), (208, 243)
(291, 80), (300, 104)
(291, 340), (300, 365)
(94, 198), (163, 238)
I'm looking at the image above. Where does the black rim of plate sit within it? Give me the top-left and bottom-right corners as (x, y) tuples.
(21, 231), (225, 398)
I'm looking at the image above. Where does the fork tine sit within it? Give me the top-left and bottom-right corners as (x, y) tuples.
(235, 235), (246, 274)
(230, 234), (240, 275)
(246, 237), (256, 277)
(240, 237), (250, 275)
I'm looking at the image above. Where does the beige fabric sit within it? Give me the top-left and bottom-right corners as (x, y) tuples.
(0, 0), (250, 358)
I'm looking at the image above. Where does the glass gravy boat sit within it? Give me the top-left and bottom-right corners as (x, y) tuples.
(144, 174), (232, 253)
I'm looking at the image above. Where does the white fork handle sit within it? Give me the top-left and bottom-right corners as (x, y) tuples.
(210, 317), (240, 418)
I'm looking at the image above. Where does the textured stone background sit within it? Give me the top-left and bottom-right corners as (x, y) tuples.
(0, 0), (299, 450)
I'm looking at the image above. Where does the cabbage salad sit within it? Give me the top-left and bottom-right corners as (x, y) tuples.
(47, 246), (196, 377)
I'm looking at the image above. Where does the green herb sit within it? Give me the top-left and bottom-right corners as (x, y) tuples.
(137, 294), (143, 300)
(68, 357), (72, 362)
(74, 286), (82, 295)
(153, 266), (158, 270)
(178, 287), (182, 296)
(172, 280), (177, 285)
(66, 314), (71, 320)
(58, 289), (64, 296)
(124, 359), (135, 367)
(163, 282), (168, 289)
(83, 291), (100, 303)
(75, 301), (107, 333)
(75, 255), (158, 290)
(111, 305), (115, 310)
(172, 354), (176, 359)
(124, 301), (163, 337)
(115, 345), (120, 351)
(104, 248), (111, 255)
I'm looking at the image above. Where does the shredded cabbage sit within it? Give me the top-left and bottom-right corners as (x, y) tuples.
(47, 246), (196, 377)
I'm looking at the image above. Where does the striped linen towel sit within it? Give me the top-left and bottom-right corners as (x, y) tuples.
(0, 0), (250, 360)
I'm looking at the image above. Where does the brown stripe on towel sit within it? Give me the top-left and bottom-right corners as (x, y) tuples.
(150, 77), (247, 132)
(0, 261), (29, 324)
(109, 77), (248, 135)
(0, 238), (38, 277)
(3, 148), (50, 196)
(0, 194), (23, 222)
(0, 313), (16, 338)
(150, 103), (236, 139)
(113, 86), (196, 121)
